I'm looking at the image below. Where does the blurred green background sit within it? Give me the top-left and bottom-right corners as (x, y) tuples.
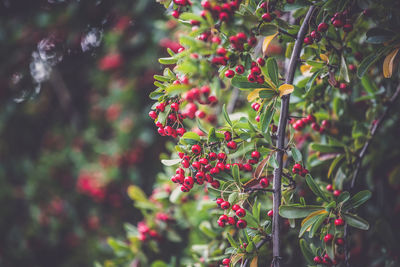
(0, 0), (173, 266)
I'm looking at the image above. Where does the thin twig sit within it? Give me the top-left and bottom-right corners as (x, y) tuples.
(344, 84), (400, 266)
(271, 6), (316, 267)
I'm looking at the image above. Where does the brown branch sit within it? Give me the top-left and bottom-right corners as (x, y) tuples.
(271, 6), (316, 267)
(344, 83), (400, 266)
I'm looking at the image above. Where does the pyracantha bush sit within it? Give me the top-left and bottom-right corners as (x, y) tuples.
(104, 0), (400, 266)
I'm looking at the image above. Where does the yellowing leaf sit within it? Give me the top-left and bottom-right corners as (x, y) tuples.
(383, 47), (400, 78)
(320, 53), (329, 63)
(127, 185), (147, 202)
(278, 84), (294, 97)
(247, 89), (262, 102)
(300, 64), (312, 77)
(262, 32), (278, 56)
(301, 209), (328, 226)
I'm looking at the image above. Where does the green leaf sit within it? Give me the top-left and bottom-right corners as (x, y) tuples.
(328, 155), (345, 179)
(259, 23), (278, 35)
(179, 12), (204, 22)
(344, 190), (372, 210)
(161, 158), (181, 166)
(231, 75), (265, 89)
(309, 213), (328, 238)
(199, 221), (217, 238)
(299, 239), (314, 265)
(265, 57), (279, 86)
(232, 164), (241, 185)
(337, 191), (350, 204)
(207, 127), (219, 143)
(222, 104), (232, 126)
(260, 102), (276, 133)
(310, 143), (344, 153)
(246, 241), (255, 253)
(299, 213), (320, 237)
(305, 70), (321, 92)
(365, 28), (395, 44)
(279, 205), (324, 219)
(305, 174), (329, 202)
(291, 147), (302, 162)
(253, 202), (261, 222)
(181, 131), (200, 144)
(158, 57), (178, 65)
(259, 89), (277, 99)
(154, 75), (171, 82)
(227, 232), (239, 248)
(357, 46), (388, 78)
(342, 213), (370, 230)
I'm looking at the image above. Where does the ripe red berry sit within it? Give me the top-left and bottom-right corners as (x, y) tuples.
(221, 201), (230, 210)
(343, 23), (353, 32)
(317, 22), (328, 32)
(335, 218), (345, 226)
(267, 209), (273, 217)
(216, 198), (224, 205)
(314, 256), (323, 264)
(236, 219), (247, 229)
(336, 238), (345, 246)
(219, 214), (228, 223)
(293, 163), (302, 171)
(339, 82), (348, 91)
(227, 216), (235, 225)
(222, 258), (230, 265)
(236, 32), (247, 42)
(235, 64), (245, 74)
(149, 110), (158, 120)
(326, 184), (333, 192)
(247, 73), (256, 83)
(217, 219), (225, 227)
(199, 158), (208, 165)
(224, 131), (232, 141)
(176, 128), (186, 136)
(257, 57), (265, 66)
(225, 69), (235, 78)
(212, 180), (221, 189)
(251, 150), (261, 159)
(260, 178), (269, 188)
(182, 159), (190, 168)
(210, 167), (220, 175)
(216, 162), (225, 171)
(243, 163), (252, 172)
(333, 189), (341, 197)
(321, 120), (330, 128)
(310, 30), (321, 41)
(251, 66), (261, 75)
(248, 36), (257, 47)
(311, 122), (320, 131)
(262, 13), (273, 22)
(236, 208), (246, 217)
(304, 36), (313, 45)
(324, 234), (334, 243)
(307, 114), (316, 123)
(251, 103), (261, 111)
(227, 141), (237, 149)
(218, 153), (227, 162)
(192, 161), (201, 170)
(232, 204), (241, 211)
(333, 19), (344, 28)
(184, 176), (194, 187)
(208, 152), (217, 161)
(219, 12), (229, 22)
(216, 47), (226, 56)
(171, 10), (180, 18)
(191, 144), (201, 154)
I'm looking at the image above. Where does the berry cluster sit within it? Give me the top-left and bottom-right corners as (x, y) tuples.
(292, 114), (331, 134)
(326, 184), (342, 197)
(137, 221), (161, 242)
(292, 163), (309, 177)
(216, 199), (247, 229)
(313, 253), (339, 266)
(200, 0), (241, 22)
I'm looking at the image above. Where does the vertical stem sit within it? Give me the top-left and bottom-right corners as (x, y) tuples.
(271, 6), (315, 267)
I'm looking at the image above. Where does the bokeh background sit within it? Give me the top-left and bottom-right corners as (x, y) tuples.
(0, 0), (175, 266)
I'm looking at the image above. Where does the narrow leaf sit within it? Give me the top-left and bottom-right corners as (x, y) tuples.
(305, 174), (329, 202)
(342, 213), (369, 230)
(279, 205), (324, 219)
(222, 104), (232, 126)
(383, 47), (400, 78)
(299, 239), (315, 265)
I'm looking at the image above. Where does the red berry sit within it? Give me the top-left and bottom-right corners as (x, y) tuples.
(300, 168), (309, 177)
(210, 167), (220, 175)
(221, 201), (230, 210)
(222, 258), (230, 265)
(251, 66), (261, 75)
(324, 234), (334, 243)
(218, 153), (227, 162)
(339, 82), (348, 91)
(212, 180), (220, 189)
(177, 128), (186, 136)
(267, 209), (273, 217)
(219, 214), (228, 223)
(247, 73), (256, 83)
(326, 184), (333, 192)
(307, 114), (316, 123)
(216, 198), (224, 205)
(260, 178), (269, 188)
(333, 19), (344, 28)
(314, 256), (323, 264)
(235, 64), (245, 74)
(257, 57), (265, 66)
(217, 219), (225, 227)
(336, 238), (345, 246)
(243, 163), (252, 172)
(333, 189), (341, 197)
(219, 12), (229, 22)
(236, 32), (247, 42)
(251, 150), (261, 159)
(227, 141), (237, 149)
(304, 36), (313, 45)
(172, 10), (180, 18)
(232, 204), (241, 211)
(184, 176), (194, 187)
(335, 218), (345, 226)
(248, 36), (257, 47)
(216, 47), (226, 56)
(224, 131), (232, 141)
(227, 216), (235, 225)
(262, 13), (273, 22)
(208, 152), (217, 161)
(199, 158), (208, 165)
(236, 219), (247, 229)
(311, 122), (320, 131)
(317, 22), (328, 32)
(192, 161), (201, 170)
(343, 23), (353, 32)
(321, 120), (330, 128)
(216, 162), (225, 171)
(182, 159), (190, 168)
(191, 144), (201, 154)
(236, 208), (246, 217)
(225, 69), (235, 78)
(310, 30), (321, 41)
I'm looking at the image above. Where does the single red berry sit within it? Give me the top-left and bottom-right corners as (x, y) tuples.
(262, 13), (273, 22)
(222, 258), (230, 265)
(227, 216), (235, 225)
(180, 185), (190, 192)
(311, 122), (320, 131)
(149, 110), (158, 119)
(235, 64), (245, 74)
(196, 171), (205, 181)
(314, 256), (323, 264)
(326, 184), (333, 192)
(182, 159), (190, 168)
(217, 219), (225, 227)
(172, 10), (180, 19)
(236, 208), (246, 217)
(221, 201), (230, 210)
(216, 198), (224, 205)
(247, 73), (256, 83)
(251, 150), (261, 159)
(336, 238), (345, 246)
(199, 158), (208, 165)
(219, 214), (228, 223)
(227, 141), (237, 149)
(260, 2), (268, 9)
(257, 57), (265, 66)
(236, 219), (247, 229)
(251, 66), (261, 76)
(224, 131), (232, 141)
(293, 163), (302, 171)
(339, 82), (348, 91)
(225, 69), (235, 78)
(218, 153), (227, 162)
(216, 47), (226, 56)
(243, 163), (252, 172)
(335, 218), (345, 226)
(216, 162), (225, 171)
(232, 204), (241, 211)
(333, 189), (341, 197)
(321, 120), (330, 128)
(184, 176), (194, 187)
(192, 161), (201, 170)
(255, 115), (260, 122)
(343, 23), (353, 32)
(248, 36), (257, 47)
(267, 209), (273, 217)
(192, 144), (201, 154)
(208, 152), (217, 161)
(219, 12), (229, 22)
(333, 19), (344, 28)
(304, 36), (313, 45)
(310, 30), (321, 41)
(307, 114), (316, 123)
(236, 32), (247, 42)
(210, 167), (220, 175)
(324, 234), (334, 243)
(176, 128), (186, 136)
(260, 178), (269, 188)
(300, 168), (309, 177)
(317, 22), (329, 32)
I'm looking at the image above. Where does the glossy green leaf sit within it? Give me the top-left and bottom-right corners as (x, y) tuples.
(291, 147), (302, 162)
(279, 205), (324, 219)
(309, 213), (328, 238)
(299, 239), (314, 265)
(266, 57), (279, 86)
(158, 57), (177, 65)
(342, 213), (370, 230)
(337, 191), (350, 203)
(260, 102), (276, 133)
(232, 164), (241, 185)
(305, 174), (329, 202)
(231, 75), (265, 89)
(222, 104), (232, 126)
(310, 143), (344, 153)
(344, 190), (372, 210)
